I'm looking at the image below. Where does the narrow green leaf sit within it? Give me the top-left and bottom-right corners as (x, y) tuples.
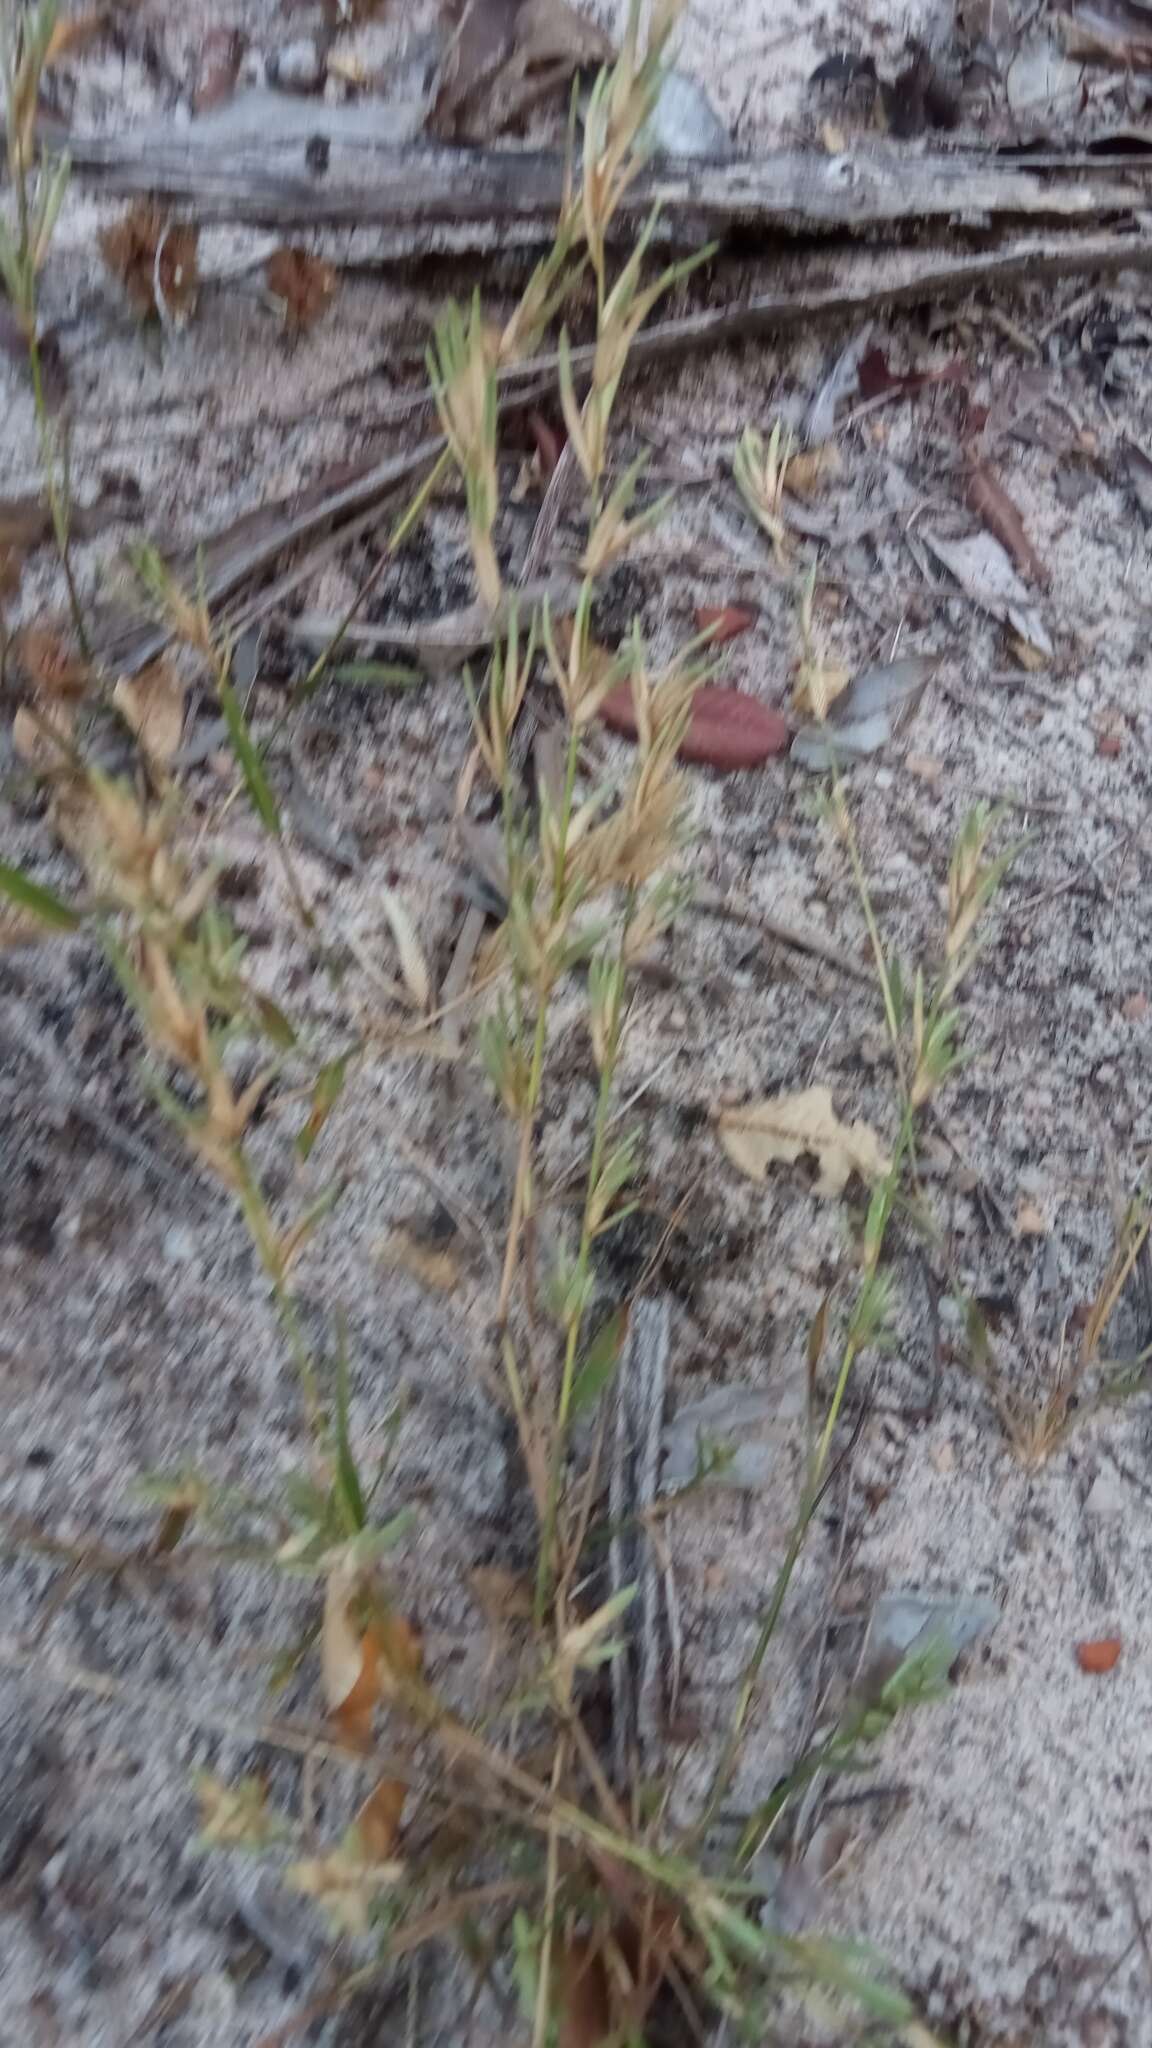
(217, 673), (281, 838)
(333, 1315), (366, 1536)
(0, 859), (81, 932)
(252, 992), (297, 1049)
(296, 1049), (353, 1161)
(570, 1307), (628, 1419)
(329, 662), (424, 689)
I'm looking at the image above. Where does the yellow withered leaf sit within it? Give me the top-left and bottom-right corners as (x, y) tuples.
(718, 1085), (890, 1198)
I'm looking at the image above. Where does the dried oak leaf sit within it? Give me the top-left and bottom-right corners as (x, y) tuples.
(966, 461), (1049, 587)
(265, 245), (338, 330)
(598, 681), (789, 770)
(719, 1084), (891, 1197)
(99, 204), (199, 322)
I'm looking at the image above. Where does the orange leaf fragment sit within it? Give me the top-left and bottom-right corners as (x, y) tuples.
(1076, 1637), (1122, 1674)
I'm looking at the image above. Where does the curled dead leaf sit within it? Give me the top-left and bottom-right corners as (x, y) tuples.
(265, 245), (338, 332)
(719, 1084), (890, 1197)
(100, 204), (200, 323)
(598, 681), (789, 770)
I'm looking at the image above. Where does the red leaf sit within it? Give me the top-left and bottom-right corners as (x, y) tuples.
(693, 603), (758, 646)
(1076, 1637), (1122, 1673)
(966, 461), (1049, 587)
(598, 682), (789, 770)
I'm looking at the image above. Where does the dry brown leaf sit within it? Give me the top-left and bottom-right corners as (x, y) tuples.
(379, 886), (431, 1009)
(784, 443), (842, 496)
(469, 1563), (534, 1625)
(322, 1558), (423, 1748)
(192, 25), (248, 114)
(113, 661), (186, 768)
(12, 625), (90, 701)
(354, 1777), (407, 1861)
(718, 1085), (890, 1197)
(792, 657), (850, 718)
(265, 245), (338, 332)
(322, 1557), (374, 1738)
(100, 204), (200, 323)
(432, 0), (522, 134)
(694, 603), (758, 645)
(432, 0), (612, 139)
(0, 496), (53, 554)
(1014, 1199), (1048, 1237)
(376, 1225), (461, 1294)
(966, 461), (1049, 588)
(11, 702), (74, 773)
(598, 680), (789, 769)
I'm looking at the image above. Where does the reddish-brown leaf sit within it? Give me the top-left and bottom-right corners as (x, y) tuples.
(265, 245), (338, 331)
(694, 603), (758, 646)
(192, 26), (248, 114)
(1076, 1637), (1122, 1674)
(598, 682), (788, 770)
(858, 346), (966, 401)
(528, 408), (564, 480)
(966, 461), (1049, 587)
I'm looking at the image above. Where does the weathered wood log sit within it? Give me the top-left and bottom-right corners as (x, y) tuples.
(59, 106), (1151, 245)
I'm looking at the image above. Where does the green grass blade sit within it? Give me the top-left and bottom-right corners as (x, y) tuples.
(0, 860), (81, 932)
(217, 673), (281, 838)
